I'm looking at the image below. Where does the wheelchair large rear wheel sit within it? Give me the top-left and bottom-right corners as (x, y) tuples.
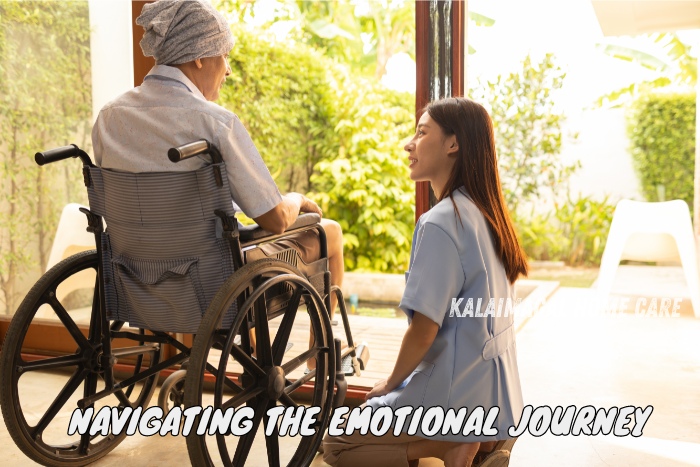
(185, 258), (336, 467)
(0, 250), (162, 466)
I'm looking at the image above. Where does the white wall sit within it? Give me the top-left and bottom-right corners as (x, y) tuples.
(88, 0), (134, 123)
(564, 108), (645, 203)
(465, 0), (662, 206)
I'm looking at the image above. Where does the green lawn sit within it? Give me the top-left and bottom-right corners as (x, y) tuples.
(527, 267), (599, 288)
(344, 304), (402, 319)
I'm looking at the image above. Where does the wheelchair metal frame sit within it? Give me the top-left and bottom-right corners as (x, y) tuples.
(0, 141), (367, 467)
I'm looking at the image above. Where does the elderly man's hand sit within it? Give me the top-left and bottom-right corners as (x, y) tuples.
(300, 196), (322, 217)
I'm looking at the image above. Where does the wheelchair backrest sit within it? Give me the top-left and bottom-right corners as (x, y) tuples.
(86, 163), (237, 333)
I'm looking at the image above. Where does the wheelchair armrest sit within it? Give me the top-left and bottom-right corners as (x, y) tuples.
(239, 213), (321, 242)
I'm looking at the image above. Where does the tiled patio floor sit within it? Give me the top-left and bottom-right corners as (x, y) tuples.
(2, 266), (700, 466)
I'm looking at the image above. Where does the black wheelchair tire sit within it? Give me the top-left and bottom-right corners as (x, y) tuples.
(158, 369), (188, 412)
(185, 258), (336, 467)
(0, 250), (162, 466)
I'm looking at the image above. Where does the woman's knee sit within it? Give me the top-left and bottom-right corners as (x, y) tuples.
(322, 434), (343, 466)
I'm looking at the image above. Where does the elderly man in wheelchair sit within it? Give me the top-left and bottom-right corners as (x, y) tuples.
(0, 1), (368, 466)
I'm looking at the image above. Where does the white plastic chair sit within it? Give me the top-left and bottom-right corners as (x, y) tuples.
(595, 199), (700, 318)
(46, 203), (96, 271)
(35, 204), (97, 320)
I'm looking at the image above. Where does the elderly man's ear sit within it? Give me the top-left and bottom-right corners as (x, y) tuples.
(194, 58), (203, 69)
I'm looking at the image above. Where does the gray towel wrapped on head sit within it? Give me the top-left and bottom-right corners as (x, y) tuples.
(136, 0), (234, 65)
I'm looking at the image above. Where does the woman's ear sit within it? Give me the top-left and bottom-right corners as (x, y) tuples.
(446, 135), (459, 155)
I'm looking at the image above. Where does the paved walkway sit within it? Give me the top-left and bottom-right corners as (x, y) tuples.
(510, 286), (700, 466)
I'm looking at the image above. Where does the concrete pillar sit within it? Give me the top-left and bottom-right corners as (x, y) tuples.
(88, 0), (134, 123)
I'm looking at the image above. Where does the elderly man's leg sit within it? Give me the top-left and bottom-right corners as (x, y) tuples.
(257, 217), (343, 299)
(258, 218), (345, 370)
(320, 218), (344, 315)
(308, 218), (343, 370)
(266, 218), (343, 312)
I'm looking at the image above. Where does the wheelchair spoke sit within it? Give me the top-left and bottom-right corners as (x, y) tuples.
(205, 362), (243, 394)
(221, 385), (265, 411)
(229, 343), (266, 378)
(18, 354), (84, 373)
(78, 373), (99, 454)
(254, 296), (273, 368)
(113, 388), (136, 410)
(1, 252), (163, 465)
(271, 288), (302, 366)
(231, 397), (267, 466)
(31, 368), (89, 438)
(278, 392), (297, 408)
(281, 347), (320, 374)
(97, 372), (134, 410)
(48, 295), (90, 349)
(264, 400), (280, 467)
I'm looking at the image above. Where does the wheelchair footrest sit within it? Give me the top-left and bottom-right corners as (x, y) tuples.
(340, 342), (369, 376)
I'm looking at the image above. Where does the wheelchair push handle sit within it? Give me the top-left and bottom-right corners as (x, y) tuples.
(35, 144), (93, 166)
(168, 139), (222, 164)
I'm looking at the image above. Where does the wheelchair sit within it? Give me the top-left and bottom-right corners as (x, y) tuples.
(0, 140), (370, 467)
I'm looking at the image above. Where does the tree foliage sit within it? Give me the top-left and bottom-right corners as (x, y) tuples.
(220, 29), (334, 193)
(310, 72), (415, 272)
(470, 54), (618, 266)
(217, 24), (416, 273)
(0, 1), (91, 313)
(217, 0), (416, 79)
(471, 54), (580, 213)
(596, 33), (696, 107)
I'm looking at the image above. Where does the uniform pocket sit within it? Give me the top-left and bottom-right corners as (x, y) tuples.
(482, 323), (515, 360)
(393, 360), (435, 408)
(112, 255), (206, 332)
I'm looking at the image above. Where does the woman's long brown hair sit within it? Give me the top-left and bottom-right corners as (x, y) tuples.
(426, 97), (528, 284)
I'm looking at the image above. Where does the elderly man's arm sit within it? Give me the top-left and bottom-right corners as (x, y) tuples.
(254, 193), (322, 234)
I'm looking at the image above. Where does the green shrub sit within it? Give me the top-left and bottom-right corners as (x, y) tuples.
(310, 70), (416, 273)
(627, 92), (695, 210)
(516, 193), (616, 266)
(219, 29), (416, 273)
(220, 29), (335, 193)
(0, 2), (92, 312)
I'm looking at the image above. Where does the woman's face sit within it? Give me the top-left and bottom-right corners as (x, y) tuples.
(404, 112), (458, 191)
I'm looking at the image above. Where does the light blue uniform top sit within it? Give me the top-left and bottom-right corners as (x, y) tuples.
(366, 188), (523, 442)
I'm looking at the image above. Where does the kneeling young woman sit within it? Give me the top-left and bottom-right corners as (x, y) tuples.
(323, 97), (528, 467)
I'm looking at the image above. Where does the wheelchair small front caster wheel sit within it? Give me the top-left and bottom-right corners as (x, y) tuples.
(158, 369), (187, 412)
